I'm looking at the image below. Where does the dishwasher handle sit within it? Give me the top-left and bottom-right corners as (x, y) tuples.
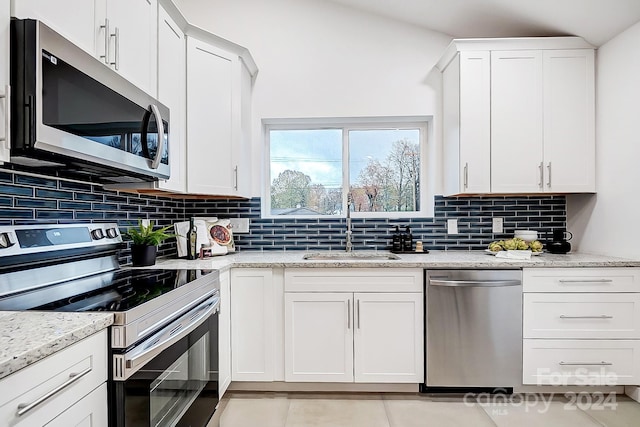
(429, 279), (521, 287)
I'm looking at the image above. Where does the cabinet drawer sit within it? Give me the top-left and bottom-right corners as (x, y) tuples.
(523, 339), (640, 385)
(523, 293), (640, 339)
(284, 268), (423, 292)
(0, 330), (107, 427)
(523, 268), (640, 292)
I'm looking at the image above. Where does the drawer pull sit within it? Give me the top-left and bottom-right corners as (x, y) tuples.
(558, 279), (613, 283)
(559, 315), (613, 319)
(16, 366), (92, 416)
(559, 361), (613, 366)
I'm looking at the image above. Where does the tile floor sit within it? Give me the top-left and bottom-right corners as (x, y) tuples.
(206, 392), (640, 427)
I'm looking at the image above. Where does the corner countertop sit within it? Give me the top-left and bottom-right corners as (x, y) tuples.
(152, 250), (640, 270)
(0, 312), (114, 380)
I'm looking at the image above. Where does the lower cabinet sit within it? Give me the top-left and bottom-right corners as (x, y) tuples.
(522, 267), (640, 386)
(283, 268), (424, 384)
(0, 329), (108, 426)
(284, 291), (423, 383)
(218, 270), (231, 397)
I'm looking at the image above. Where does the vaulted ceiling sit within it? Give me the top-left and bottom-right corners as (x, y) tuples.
(326, 0), (640, 46)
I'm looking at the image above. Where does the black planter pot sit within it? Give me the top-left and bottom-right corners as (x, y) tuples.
(131, 244), (157, 267)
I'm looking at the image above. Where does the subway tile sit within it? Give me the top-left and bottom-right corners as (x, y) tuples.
(15, 198), (57, 209)
(3, 209), (34, 219)
(1, 184), (34, 197)
(74, 192), (103, 202)
(36, 210), (73, 219)
(36, 188), (72, 199)
(15, 175), (58, 188)
(59, 201), (92, 210)
(59, 180), (92, 191)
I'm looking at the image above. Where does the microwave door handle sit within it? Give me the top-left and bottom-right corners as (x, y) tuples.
(149, 104), (165, 170)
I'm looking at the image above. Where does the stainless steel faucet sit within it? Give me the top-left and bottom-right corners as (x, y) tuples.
(345, 192), (353, 252)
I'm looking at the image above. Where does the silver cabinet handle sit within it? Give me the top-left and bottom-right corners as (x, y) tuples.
(109, 27), (119, 70)
(234, 165), (238, 191)
(356, 299), (360, 329)
(0, 85), (9, 149)
(347, 299), (351, 329)
(559, 361), (612, 366)
(558, 279), (613, 283)
(429, 279), (521, 287)
(17, 366), (92, 416)
(148, 104), (165, 170)
(463, 163), (468, 189)
(559, 315), (613, 319)
(547, 162), (552, 188)
(538, 162), (544, 188)
(99, 18), (110, 64)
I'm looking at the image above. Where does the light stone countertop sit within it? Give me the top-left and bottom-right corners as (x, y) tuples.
(0, 311), (114, 380)
(153, 250), (640, 270)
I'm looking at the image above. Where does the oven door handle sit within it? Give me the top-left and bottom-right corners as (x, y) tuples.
(123, 295), (219, 375)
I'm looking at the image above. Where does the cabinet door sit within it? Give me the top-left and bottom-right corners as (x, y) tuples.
(354, 293), (423, 383)
(284, 292), (354, 382)
(218, 270), (231, 397)
(186, 37), (238, 196)
(157, 6), (186, 193)
(105, 0), (157, 94)
(11, 0), (97, 55)
(459, 51), (491, 194)
(0, 0), (9, 162)
(491, 50), (544, 193)
(235, 61), (253, 197)
(45, 383), (108, 427)
(230, 268), (275, 381)
(543, 49), (595, 192)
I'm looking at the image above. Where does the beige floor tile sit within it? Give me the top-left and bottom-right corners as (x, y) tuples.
(582, 400), (640, 427)
(384, 400), (497, 427)
(218, 397), (289, 427)
(479, 398), (603, 427)
(285, 398), (390, 427)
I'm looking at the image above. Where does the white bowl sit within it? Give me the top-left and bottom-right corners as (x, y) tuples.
(514, 230), (538, 242)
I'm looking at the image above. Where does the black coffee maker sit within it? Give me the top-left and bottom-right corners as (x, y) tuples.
(546, 229), (573, 254)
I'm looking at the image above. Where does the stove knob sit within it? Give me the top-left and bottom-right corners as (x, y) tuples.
(0, 232), (16, 249)
(91, 229), (105, 240)
(106, 228), (119, 239)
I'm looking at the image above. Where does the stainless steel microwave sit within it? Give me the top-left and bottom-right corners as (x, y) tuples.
(10, 19), (170, 183)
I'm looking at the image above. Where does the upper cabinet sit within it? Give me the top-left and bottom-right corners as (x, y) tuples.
(156, 4), (186, 193)
(0, 0), (9, 163)
(11, 0), (158, 95)
(186, 35), (256, 197)
(438, 38), (595, 195)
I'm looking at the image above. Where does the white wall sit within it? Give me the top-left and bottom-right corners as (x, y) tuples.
(175, 0), (451, 198)
(567, 20), (640, 257)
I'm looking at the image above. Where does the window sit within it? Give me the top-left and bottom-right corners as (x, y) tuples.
(265, 118), (427, 218)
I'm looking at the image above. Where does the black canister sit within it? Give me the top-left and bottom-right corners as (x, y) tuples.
(546, 229), (573, 254)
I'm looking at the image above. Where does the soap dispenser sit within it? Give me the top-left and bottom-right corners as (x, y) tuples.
(392, 226), (402, 252)
(403, 226), (413, 252)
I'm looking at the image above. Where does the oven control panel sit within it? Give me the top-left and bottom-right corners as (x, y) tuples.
(0, 223), (123, 257)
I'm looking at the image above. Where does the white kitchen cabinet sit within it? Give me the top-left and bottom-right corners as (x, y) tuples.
(96, 0), (158, 95)
(354, 292), (423, 383)
(437, 37), (595, 195)
(12, 0), (157, 95)
(11, 0), (98, 55)
(491, 50), (544, 193)
(218, 270), (231, 397)
(542, 49), (595, 192)
(156, 5), (186, 193)
(285, 292), (354, 382)
(186, 36), (255, 197)
(442, 51), (491, 195)
(522, 267), (640, 386)
(0, 330), (108, 427)
(230, 268), (280, 382)
(284, 268), (423, 384)
(0, 0), (9, 163)
(46, 383), (108, 427)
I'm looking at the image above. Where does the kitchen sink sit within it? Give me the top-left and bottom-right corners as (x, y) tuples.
(302, 251), (400, 260)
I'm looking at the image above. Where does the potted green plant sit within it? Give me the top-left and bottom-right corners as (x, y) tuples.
(125, 220), (174, 266)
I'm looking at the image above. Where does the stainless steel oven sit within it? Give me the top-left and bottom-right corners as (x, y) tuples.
(0, 223), (219, 427)
(10, 19), (169, 183)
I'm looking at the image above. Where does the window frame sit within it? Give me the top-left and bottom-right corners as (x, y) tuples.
(263, 117), (430, 219)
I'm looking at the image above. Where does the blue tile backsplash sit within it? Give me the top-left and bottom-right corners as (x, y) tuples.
(0, 169), (567, 258)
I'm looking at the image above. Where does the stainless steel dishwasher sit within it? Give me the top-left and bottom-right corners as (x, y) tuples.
(424, 269), (522, 392)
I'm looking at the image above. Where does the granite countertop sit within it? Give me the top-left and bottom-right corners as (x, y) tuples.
(153, 250), (640, 270)
(0, 312), (114, 380)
